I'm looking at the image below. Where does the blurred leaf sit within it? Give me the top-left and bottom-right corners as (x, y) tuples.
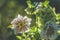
(43, 0), (49, 7)
(8, 25), (13, 29)
(36, 17), (42, 28)
(22, 33), (26, 37)
(25, 7), (33, 15)
(25, 37), (31, 40)
(57, 30), (60, 34)
(32, 9), (39, 14)
(27, 0), (35, 8)
(16, 36), (22, 40)
(56, 14), (60, 20)
(29, 26), (37, 33)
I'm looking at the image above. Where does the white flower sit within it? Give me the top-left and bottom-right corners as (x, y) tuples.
(11, 14), (31, 34)
(41, 21), (59, 40)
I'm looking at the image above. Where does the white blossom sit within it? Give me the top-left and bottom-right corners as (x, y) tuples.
(11, 14), (31, 34)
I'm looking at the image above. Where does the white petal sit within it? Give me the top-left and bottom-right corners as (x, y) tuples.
(29, 18), (31, 22)
(23, 16), (31, 22)
(17, 14), (23, 20)
(23, 16), (28, 20)
(17, 14), (23, 18)
(27, 18), (31, 23)
(17, 14), (22, 18)
(28, 22), (31, 25)
(11, 18), (18, 24)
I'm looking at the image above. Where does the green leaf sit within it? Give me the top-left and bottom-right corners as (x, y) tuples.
(16, 36), (22, 40)
(43, 0), (49, 7)
(8, 25), (13, 29)
(29, 26), (38, 33)
(22, 33), (26, 37)
(56, 14), (60, 20)
(27, 0), (35, 8)
(57, 30), (60, 34)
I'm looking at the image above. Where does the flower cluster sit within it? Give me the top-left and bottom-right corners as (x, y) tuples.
(11, 14), (31, 33)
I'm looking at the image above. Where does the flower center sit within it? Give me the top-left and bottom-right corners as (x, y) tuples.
(18, 21), (25, 28)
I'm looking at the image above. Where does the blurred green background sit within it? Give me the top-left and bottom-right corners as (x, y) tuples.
(0, 0), (60, 40)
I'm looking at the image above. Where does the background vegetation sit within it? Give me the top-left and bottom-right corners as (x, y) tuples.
(1, 0), (60, 40)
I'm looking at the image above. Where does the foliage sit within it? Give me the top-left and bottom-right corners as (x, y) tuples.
(1, 0), (60, 40)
